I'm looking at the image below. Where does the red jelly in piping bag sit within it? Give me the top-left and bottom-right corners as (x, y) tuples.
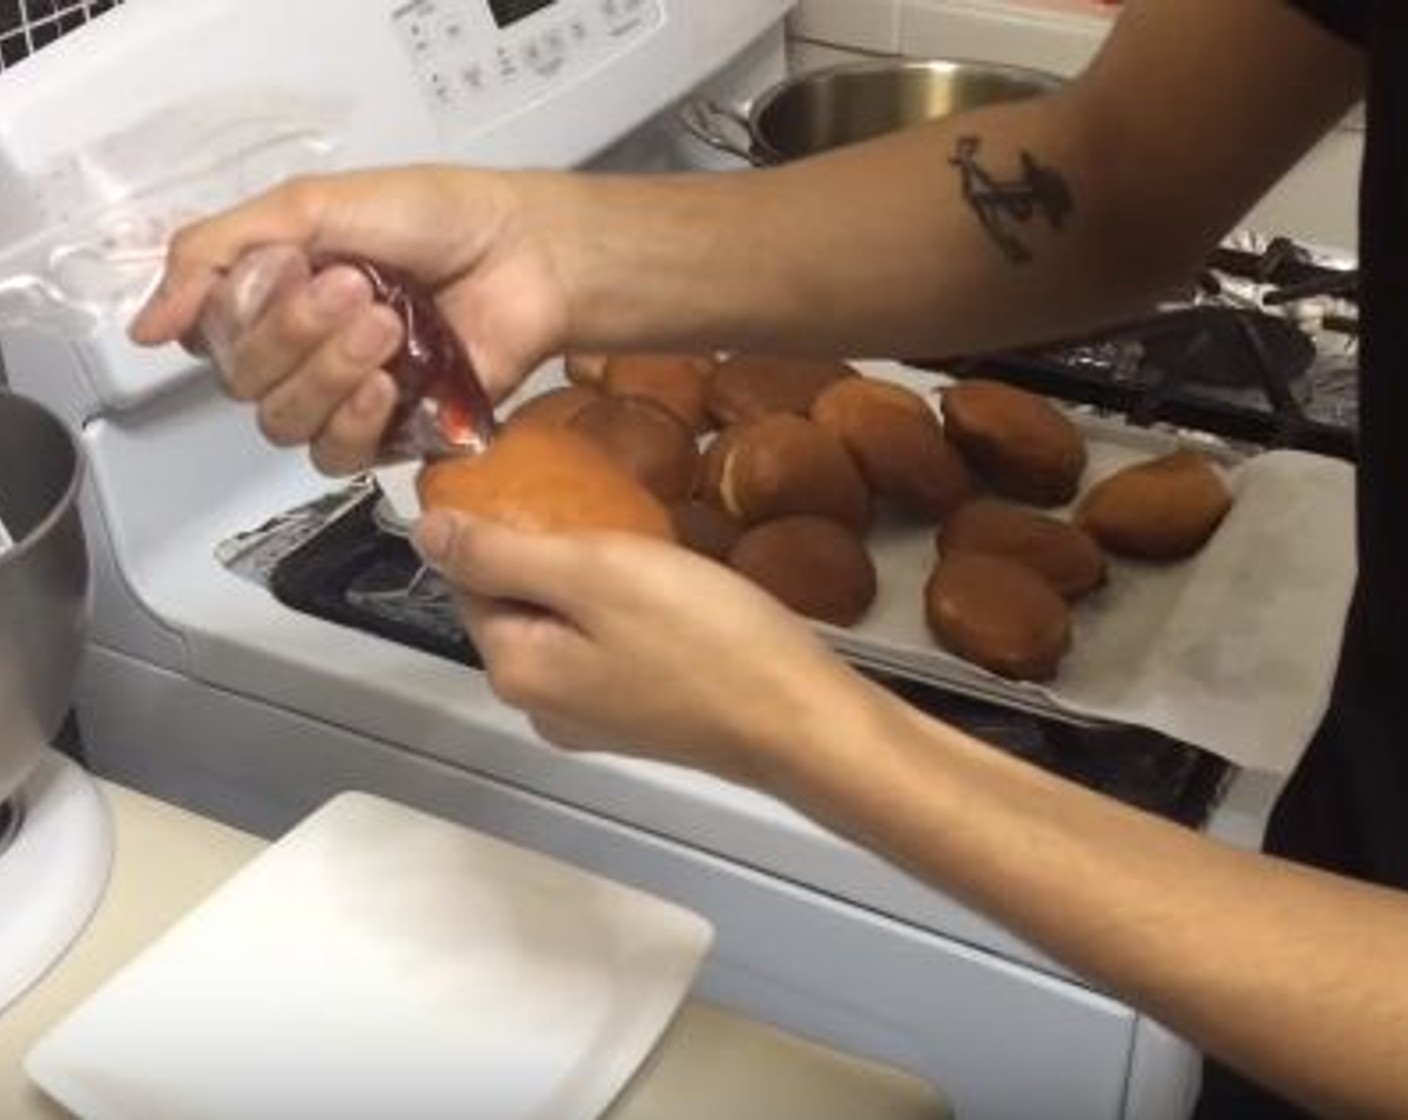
(318, 255), (497, 461)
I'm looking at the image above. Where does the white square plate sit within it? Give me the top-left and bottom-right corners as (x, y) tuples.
(27, 791), (713, 1120)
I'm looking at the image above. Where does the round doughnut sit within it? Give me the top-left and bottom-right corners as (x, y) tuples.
(416, 425), (674, 540)
(937, 498), (1107, 600)
(603, 352), (716, 434)
(924, 551), (1073, 681)
(567, 395), (700, 503)
(669, 500), (746, 562)
(717, 414), (871, 532)
(811, 377), (974, 520)
(708, 354), (858, 426)
(503, 384), (602, 431)
(729, 515), (878, 627)
(940, 379), (1087, 505)
(1074, 449), (1233, 560)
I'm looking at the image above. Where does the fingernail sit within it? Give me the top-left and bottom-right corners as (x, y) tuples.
(413, 512), (455, 568)
(310, 267), (365, 316)
(128, 287), (167, 342)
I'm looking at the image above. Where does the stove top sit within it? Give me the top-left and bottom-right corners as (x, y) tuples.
(220, 233), (1362, 837)
(928, 234), (1360, 460)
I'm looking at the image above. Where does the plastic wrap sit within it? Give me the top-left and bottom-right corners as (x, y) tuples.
(0, 92), (343, 335)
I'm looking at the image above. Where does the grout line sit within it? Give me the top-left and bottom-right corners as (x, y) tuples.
(1, 0), (124, 71)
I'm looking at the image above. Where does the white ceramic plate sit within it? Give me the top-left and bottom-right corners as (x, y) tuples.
(27, 791), (713, 1120)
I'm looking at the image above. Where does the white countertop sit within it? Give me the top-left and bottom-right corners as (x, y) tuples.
(0, 777), (947, 1120)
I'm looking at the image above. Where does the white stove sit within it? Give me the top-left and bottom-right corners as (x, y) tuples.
(0, 2), (1336, 1118)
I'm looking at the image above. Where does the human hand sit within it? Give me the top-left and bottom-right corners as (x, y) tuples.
(411, 511), (884, 790)
(128, 166), (571, 475)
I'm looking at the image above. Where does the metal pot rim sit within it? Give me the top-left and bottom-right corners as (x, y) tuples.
(0, 389), (85, 568)
(745, 56), (1067, 164)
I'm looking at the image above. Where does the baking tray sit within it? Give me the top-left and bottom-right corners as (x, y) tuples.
(828, 362), (1356, 775)
(374, 358), (1355, 775)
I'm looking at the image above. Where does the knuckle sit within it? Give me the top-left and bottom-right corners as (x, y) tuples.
(300, 352), (355, 400)
(164, 222), (206, 265)
(222, 357), (264, 402)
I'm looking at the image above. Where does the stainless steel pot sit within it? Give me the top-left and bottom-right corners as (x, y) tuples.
(681, 58), (1065, 166)
(0, 390), (89, 804)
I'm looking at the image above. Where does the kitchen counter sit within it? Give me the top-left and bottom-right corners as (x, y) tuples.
(0, 779), (948, 1120)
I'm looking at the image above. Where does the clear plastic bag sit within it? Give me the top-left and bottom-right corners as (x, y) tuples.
(0, 91), (344, 335)
(202, 245), (498, 462)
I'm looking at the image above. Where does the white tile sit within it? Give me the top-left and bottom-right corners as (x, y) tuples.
(788, 0), (902, 53)
(899, 0), (1112, 76)
(787, 39), (888, 73)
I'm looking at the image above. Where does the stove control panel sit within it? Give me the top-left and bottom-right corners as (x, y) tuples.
(393, 0), (663, 140)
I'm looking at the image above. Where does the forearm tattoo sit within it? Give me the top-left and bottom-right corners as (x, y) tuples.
(950, 135), (1073, 264)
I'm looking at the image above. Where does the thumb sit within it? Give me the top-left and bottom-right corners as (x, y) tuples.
(411, 511), (588, 614)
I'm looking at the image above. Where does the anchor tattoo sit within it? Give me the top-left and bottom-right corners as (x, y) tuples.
(950, 135), (1074, 264)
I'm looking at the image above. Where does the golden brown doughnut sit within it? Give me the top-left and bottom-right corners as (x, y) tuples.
(603, 353), (716, 434)
(811, 377), (974, 520)
(717, 414), (871, 532)
(707, 354), (858, 426)
(729, 515), (878, 627)
(1074, 448), (1233, 560)
(937, 498), (1107, 601)
(810, 376), (936, 425)
(563, 352), (609, 386)
(567, 395), (701, 503)
(503, 384), (602, 431)
(924, 552), (1072, 682)
(941, 379), (1087, 505)
(417, 425), (675, 541)
(669, 500), (746, 562)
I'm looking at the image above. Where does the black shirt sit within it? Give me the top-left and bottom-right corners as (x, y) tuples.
(1273, 0), (1408, 891)
(1289, 0), (1370, 40)
(1198, 3), (1406, 1116)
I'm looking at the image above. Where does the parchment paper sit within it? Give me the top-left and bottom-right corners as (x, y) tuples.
(826, 363), (1358, 776)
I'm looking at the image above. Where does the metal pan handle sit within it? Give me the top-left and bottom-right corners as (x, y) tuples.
(677, 98), (764, 166)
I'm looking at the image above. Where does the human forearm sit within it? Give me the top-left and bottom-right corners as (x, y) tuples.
(520, 95), (1176, 360)
(769, 691), (1408, 1118)
(522, 0), (1363, 362)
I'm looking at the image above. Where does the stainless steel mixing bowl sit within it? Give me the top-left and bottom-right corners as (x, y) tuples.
(682, 58), (1065, 166)
(0, 390), (89, 803)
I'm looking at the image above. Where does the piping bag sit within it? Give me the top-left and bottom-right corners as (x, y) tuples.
(199, 245), (499, 462)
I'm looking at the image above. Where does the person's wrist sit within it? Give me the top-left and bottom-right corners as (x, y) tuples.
(498, 169), (596, 348)
(739, 665), (910, 805)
